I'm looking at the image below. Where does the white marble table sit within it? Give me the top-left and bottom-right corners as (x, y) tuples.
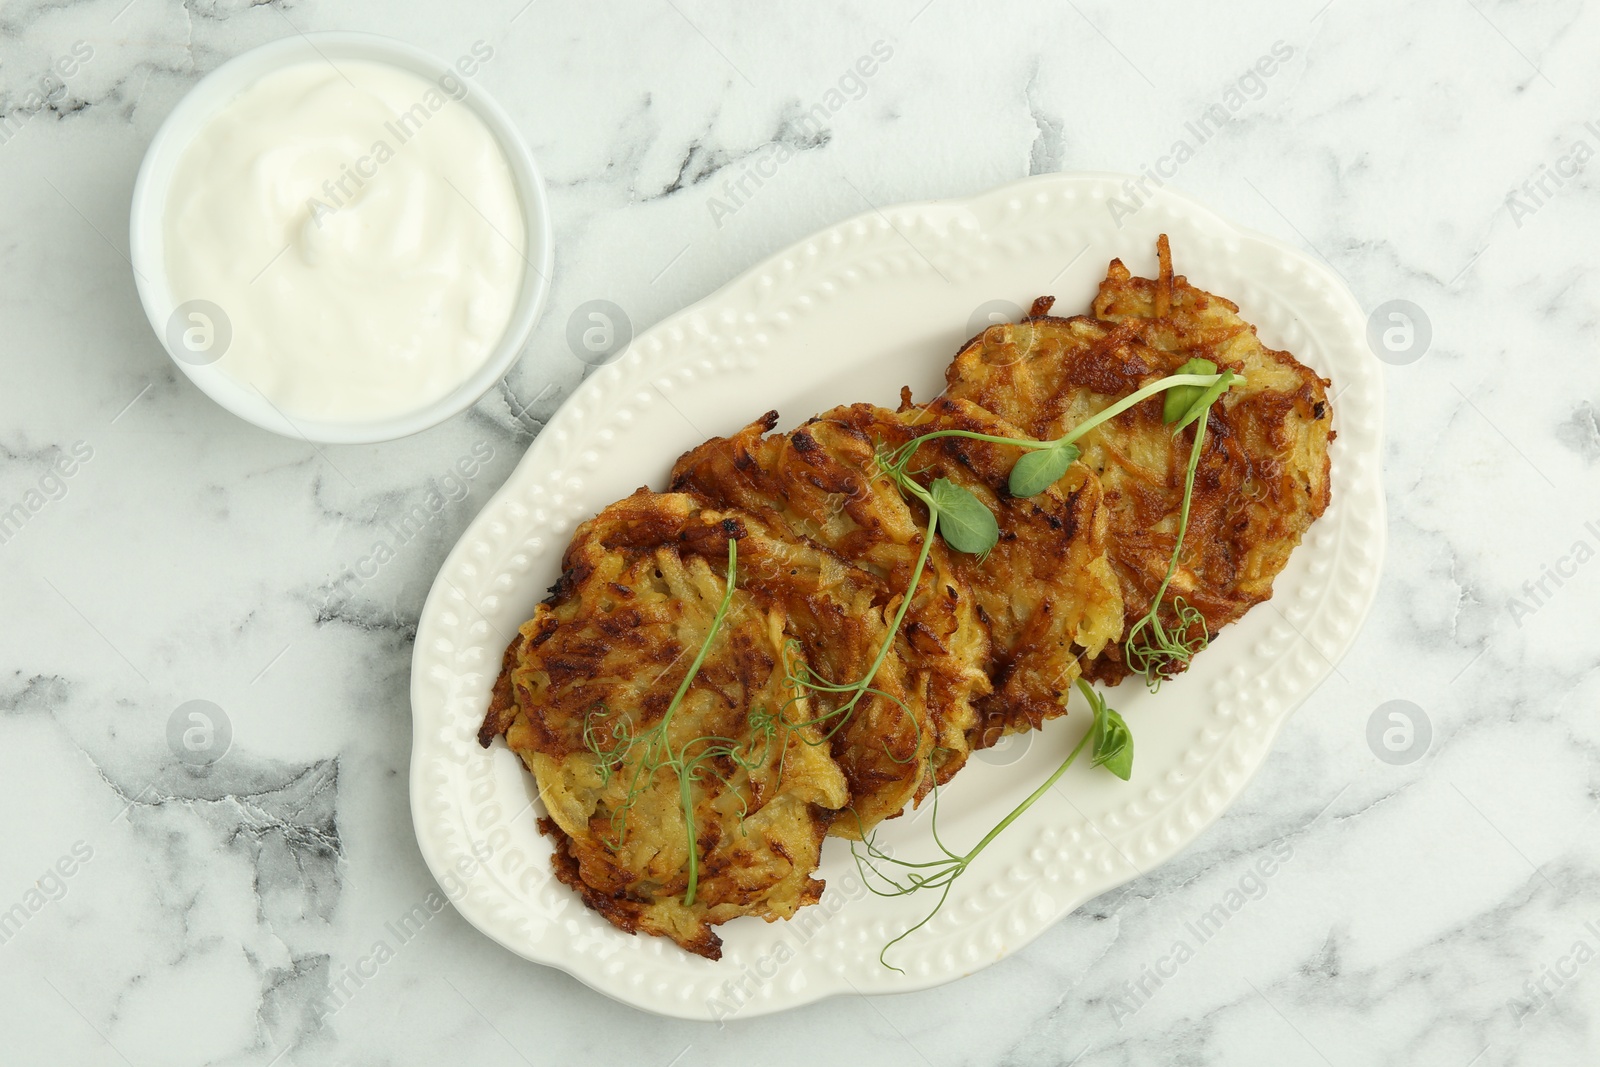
(2, 1), (1596, 1063)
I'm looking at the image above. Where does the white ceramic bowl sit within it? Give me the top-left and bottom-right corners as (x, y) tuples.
(129, 32), (553, 444)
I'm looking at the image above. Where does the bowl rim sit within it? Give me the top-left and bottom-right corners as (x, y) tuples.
(128, 30), (554, 444)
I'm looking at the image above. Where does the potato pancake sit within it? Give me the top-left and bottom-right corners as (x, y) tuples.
(478, 490), (849, 959)
(872, 395), (1125, 741)
(670, 407), (992, 822)
(944, 236), (1333, 684)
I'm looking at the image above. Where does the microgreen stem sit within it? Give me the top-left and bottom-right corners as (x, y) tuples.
(666, 541), (740, 734)
(840, 505), (938, 721)
(1057, 372), (1236, 449)
(668, 539), (739, 906)
(1123, 392), (1215, 689)
(963, 687), (1097, 856)
(887, 372), (1240, 472)
(854, 677), (1124, 970)
(1148, 412), (1205, 618)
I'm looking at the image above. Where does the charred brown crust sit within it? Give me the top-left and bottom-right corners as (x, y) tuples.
(478, 634), (526, 747)
(540, 817), (725, 960)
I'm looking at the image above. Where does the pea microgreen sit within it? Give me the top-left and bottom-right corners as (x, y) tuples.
(1161, 357), (1218, 423)
(1121, 366), (1240, 690)
(852, 678), (1132, 971)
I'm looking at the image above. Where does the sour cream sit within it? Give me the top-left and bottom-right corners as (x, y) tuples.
(163, 57), (526, 422)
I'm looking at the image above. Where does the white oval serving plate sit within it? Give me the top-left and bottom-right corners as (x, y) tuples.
(409, 171), (1386, 1020)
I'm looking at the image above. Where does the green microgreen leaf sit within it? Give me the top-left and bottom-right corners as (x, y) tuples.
(1078, 677), (1133, 781)
(928, 478), (999, 556)
(1162, 358), (1218, 424)
(1008, 442), (1080, 498)
(1091, 706), (1134, 781)
(1170, 369), (1236, 434)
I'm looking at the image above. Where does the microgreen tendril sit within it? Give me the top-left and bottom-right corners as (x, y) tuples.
(1121, 360), (1236, 689)
(851, 678), (1133, 971)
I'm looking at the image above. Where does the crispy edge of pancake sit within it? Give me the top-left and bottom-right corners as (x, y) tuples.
(479, 630), (524, 747)
(943, 238), (1334, 684)
(478, 490), (850, 958)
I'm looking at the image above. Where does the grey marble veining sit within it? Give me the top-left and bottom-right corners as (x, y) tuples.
(2, 0), (1598, 1064)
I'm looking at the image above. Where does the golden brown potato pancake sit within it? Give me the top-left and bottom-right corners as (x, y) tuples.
(479, 490), (849, 959)
(944, 236), (1333, 684)
(670, 407), (992, 823)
